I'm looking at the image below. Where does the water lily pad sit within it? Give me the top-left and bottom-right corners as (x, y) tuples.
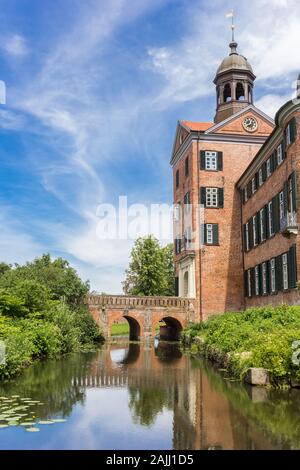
(52, 419), (67, 423)
(8, 421), (19, 426)
(26, 427), (40, 432)
(38, 420), (54, 425)
(0, 424), (8, 429)
(11, 395), (20, 398)
(20, 422), (35, 426)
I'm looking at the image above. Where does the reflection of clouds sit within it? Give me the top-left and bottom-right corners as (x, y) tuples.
(110, 348), (127, 364)
(38, 389), (173, 450)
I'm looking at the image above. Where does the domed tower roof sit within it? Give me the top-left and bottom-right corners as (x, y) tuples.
(213, 41), (256, 124)
(214, 42), (255, 82)
(216, 42), (253, 76)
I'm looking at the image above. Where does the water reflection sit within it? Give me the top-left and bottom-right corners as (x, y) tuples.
(0, 342), (300, 449)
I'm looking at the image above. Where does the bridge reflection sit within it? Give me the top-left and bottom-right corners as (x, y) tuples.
(68, 342), (278, 450)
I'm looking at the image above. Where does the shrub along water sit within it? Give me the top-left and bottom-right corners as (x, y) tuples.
(0, 254), (104, 379)
(182, 305), (300, 387)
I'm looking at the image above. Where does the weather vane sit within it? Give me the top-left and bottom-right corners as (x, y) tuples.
(226, 10), (235, 42)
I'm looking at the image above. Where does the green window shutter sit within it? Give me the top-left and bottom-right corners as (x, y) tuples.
(291, 172), (297, 211)
(276, 255), (283, 292)
(244, 271), (248, 297)
(258, 264), (262, 296)
(213, 224), (219, 245)
(288, 244), (297, 289)
(218, 152), (223, 171)
(218, 188), (224, 208)
(272, 194), (280, 233)
(282, 181), (288, 216)
(290, 117), (297, 143)
(262, 162), (267, 182)
(251, 268), (255, 295)
(200, 151), (206, 170)
(255, 172), (259, 189)
(247, 181), (251, 198)
(257, 211), (261, 244)
(200, 187), (206, 205)
(282, 140), (287, 160)
(248, 218), (253, 249)
(273, 151), (278, 170)
(243, 224), (247, 250)
(203, 224), (207, 244)
(176, 170), (179, 188)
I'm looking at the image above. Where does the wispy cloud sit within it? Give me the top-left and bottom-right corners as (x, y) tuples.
(2, 34), (28, 57)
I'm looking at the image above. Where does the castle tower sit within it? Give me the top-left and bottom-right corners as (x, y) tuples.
(214, 41), (256, 123)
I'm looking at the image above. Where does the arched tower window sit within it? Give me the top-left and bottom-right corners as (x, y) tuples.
(236, 82), (245, 101)
(223, 83), (232, 102)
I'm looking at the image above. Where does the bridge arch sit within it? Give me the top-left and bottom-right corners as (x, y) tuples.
(123, 315), (141, 341)
(155, 316), (183, 341)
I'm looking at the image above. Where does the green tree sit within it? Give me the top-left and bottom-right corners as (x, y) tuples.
(122, 236), (175, 296)
(0, 253), (89, 307)
(0, 262), (11, 277)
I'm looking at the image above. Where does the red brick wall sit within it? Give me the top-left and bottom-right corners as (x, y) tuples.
(242, 109), (300, 308)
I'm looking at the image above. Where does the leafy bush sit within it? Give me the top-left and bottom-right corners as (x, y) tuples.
(184, 305), (300, 385)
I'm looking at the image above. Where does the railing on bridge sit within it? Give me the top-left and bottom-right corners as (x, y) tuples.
(86, 294), (196, 310)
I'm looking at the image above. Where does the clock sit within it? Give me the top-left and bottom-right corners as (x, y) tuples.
(243, 116), (258, 133)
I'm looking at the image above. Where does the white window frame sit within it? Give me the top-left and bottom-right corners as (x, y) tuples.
(174, 203), (181, 222)
(245, 223), (249, 251)
(289, 177), (295, 213)
(244, 187), (248, 203)
(247, 270), (252, 298)
(267, 159), (271, 178)
(279, 191), (284, 221)
(260, 208), (265, 242)
(259, 169), (263, 187)
(206, 188), (218, 208)
(255, 266), (260, 296)
(270, 258), (276, 293)
(205, 151), (218, 171)
(268, 201), (274, 237)
(252, 177), (256, 194)
(282, 253), (288, 291)
(206, 224), (213, 245)
(262, 263), (267, 295)
(277, 144), (283, 165)
(253, 215), (257, 246)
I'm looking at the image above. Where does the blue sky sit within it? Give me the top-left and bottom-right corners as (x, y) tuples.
(0, 0), (299, 293)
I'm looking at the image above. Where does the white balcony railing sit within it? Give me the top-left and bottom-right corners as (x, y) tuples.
(280, 212), (298, 235)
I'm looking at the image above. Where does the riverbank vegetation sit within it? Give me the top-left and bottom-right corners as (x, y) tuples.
(183, 305), (300, 387)
(0, 254), (103, 380)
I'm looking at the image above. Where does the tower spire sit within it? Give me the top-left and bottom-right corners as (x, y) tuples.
(226, 11), (236, 47)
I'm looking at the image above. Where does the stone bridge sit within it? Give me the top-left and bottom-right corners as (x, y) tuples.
(86, 295), (198, 340)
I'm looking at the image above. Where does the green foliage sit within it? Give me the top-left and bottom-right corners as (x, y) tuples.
(123, 236), (175, 296)
(0, 253), (89, 308)
(0, 262), (11, 277)
(183, 305), (300, 385)
(111, 322), (130, 336)
(0, 290), (29, 318)
(0, 254), (103, 379)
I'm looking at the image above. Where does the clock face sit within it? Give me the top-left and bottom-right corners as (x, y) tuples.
(243, 116), (258, 133)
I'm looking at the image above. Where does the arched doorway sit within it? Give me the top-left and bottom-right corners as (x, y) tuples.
(223, 83), (232, 102)
(236, 82), (245, 100)
(158, 317), (183, 341)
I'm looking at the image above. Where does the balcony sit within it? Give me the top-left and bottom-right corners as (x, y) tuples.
(280, 212), (298, 236)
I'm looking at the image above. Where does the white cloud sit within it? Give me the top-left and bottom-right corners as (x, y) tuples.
(3, 34), (28, 57)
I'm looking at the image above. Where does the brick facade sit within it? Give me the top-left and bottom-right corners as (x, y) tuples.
(171, 41), (300, 321)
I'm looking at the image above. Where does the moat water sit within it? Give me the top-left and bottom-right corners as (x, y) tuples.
(0, 340), (300, 450)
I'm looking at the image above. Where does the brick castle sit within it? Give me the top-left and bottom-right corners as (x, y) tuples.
(171, 38), (300, 322)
